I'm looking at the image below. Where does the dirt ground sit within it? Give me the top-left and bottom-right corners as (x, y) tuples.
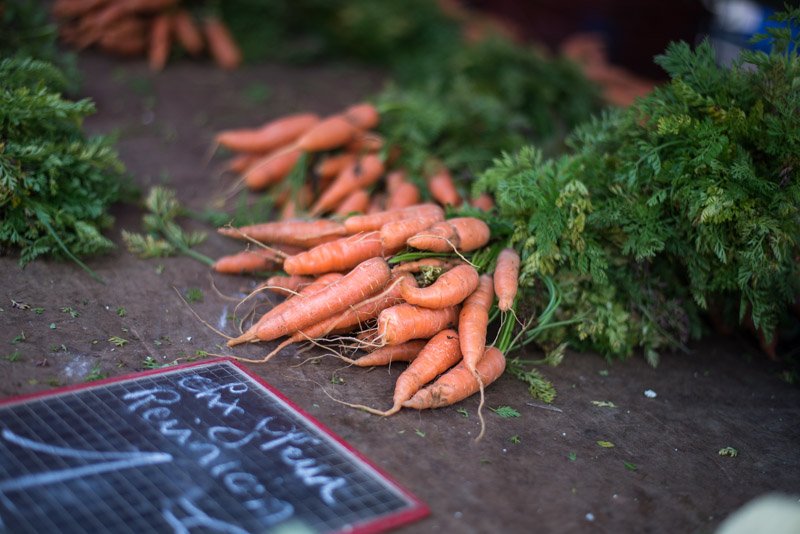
(2, 52), (799, 534)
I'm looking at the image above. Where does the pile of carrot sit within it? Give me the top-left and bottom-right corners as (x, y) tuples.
(53, 0), (242, 71)
(210, 104), (523, 432)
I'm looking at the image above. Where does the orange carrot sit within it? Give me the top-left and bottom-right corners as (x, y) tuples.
(98, 18), (147, 56)
(229, 257), (390, 346)
(283, 231), (384, 276)
(218, 219), (346, 248)
(92, 0), (177, 29)
(315, 153), (356, 181)
(280, 184), (312, 221)
(376, 304), (459, 345)
(342, 102), (380, 130)
(212, 249), (282, 275)
(401, 264), (479, 309)
(335, 189), (371, 215)
(204, 16), (241, 70)
(264, 275), (314, 296)
(402, 346), (506, 410)
(494, 248), (520, 312)
(148, 13), (172, 72)
(406, 217), (490, 252)
(471, 193), (494, 211)
(379, 211), (444, 251)
(243, 148), (302, 191)
(385, 170), (407, 195)
(264, 272), (412, 360)
(215, 113), (320, 154)
(172, 9), (204, 55)
(53, 0), (108, 18)
(459, 274), (494, 371)
(386, 181), (421, 210)
(224, 153), (262, 174)
(310, 154), (385, 216)
(343, 203), (443, 234)
(351, 340), (427, 367)
(384, 329), (462, 414)
(296, 115), (361, 153)
(428, 169), (462, 207)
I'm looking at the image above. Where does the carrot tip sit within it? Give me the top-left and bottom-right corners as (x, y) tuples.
(227, 333), (256, 347)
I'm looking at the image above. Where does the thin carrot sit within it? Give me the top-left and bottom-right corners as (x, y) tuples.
(310, 154), (385, 216)
(386, 181), (421, 210)
(315, 153), (356, 181)
(212, 249), (283, 275)
(343, 203), (443, 234)
(148, 13), (172, 72)
(379, 211), (444, 251)
(263, 272), (412, 361)
(215, 113), (320, 154)
(494, 247), (520, 312)
(342, 102), (380, 130)
(428, 169), (462, 207)
(204, 16), (241, 70)
(459, 274), (495, 439)
(402, 346), (506, 410)
(283, 231), (384, 276)
(351, 340), (427, 367)
(406, 217), (490, 252)
(401, 263), (480, 309)
(224, 153), (262, 175)
(173, 9), (204, 55)
(229, 257), (390, 346)
(376, 303), (459, 345)
(218, 219), (346, 248)
(335, 189), (371, 215)
(383, 329), (462, 415)
(92, 0), (178, 29)
(385, 170), (407, 195)
(243, 148), (302, 191)
(296, 115), (361, 153)
(264, 275), (314, 296)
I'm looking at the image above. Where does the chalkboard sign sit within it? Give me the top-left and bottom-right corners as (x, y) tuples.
(0, 359), (427, 533)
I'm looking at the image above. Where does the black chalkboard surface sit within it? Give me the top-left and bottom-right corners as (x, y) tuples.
(0, 359), (427, 533)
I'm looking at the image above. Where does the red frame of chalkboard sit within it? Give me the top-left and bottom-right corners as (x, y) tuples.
(0, 357), (430, 534)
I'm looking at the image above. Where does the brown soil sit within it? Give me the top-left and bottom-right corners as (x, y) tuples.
(1, 52), (798, 534)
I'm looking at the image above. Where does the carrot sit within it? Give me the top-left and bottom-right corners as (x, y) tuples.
(402, 346), (506, 410)
(98, 18), (147, 56)
(406, 217), (490, 252)
(386, 181), (421, 210)
(335, 189), (371, 215)
(148, 13), (172, 72)
(173, 9), (204, 55)
(215, 113), (320, 154)
(459, 274), (495, 439)
(471, 193), (494, 211)
(383, 329), (462, 415)
(263, 272), (412, 360)
(344, 203), (443, 234)
(379, 211), (444, 251)
(315, 153), (356, 181)
(212, 249), (283, 275)
(296, 115), (361, 153)
(385, 170), (407, 195)
(264, 275), (314, 296)
(494, 247), (520, 312)
(218, 219), (346, 248)
(229, 257), (391, 346)
(279, 184), (312, 221)
(342, 102), (380, 130)
(401, 264), (479, 309)
(92, 0), (177, 29)
(310, 154), (385, 216)
(428, 169), (462, 207)
(351, 340), (427, 367)
(243, 148), (302, 191)
(376, 303), (459, 345)
(283, 231), (384, 276)
(204, 16), (241, 70)
(224, 153), (262, 174)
